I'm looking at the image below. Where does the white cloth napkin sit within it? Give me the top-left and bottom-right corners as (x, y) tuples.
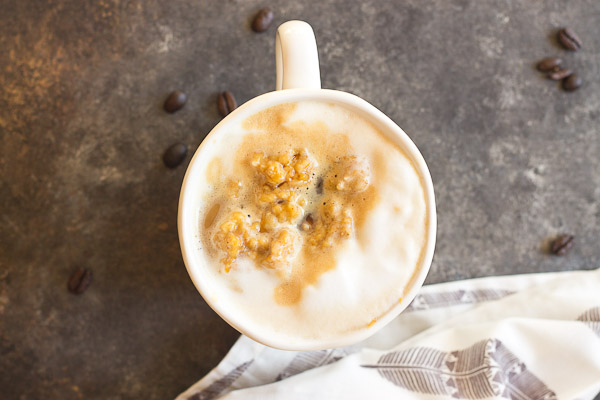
(177, 269), (600, 400)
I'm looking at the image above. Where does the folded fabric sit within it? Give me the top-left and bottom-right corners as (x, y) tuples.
(176, 269), (600, 400)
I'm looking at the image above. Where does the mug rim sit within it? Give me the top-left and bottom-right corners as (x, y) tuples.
(178, 88), (437, 350)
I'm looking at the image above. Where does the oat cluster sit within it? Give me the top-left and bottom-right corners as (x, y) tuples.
(212, 150), (371, 273)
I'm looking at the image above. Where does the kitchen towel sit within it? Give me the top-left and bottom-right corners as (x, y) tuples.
(176, 268), (600, 400)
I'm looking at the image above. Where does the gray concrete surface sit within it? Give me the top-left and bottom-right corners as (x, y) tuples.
(1, 0), (599, 399)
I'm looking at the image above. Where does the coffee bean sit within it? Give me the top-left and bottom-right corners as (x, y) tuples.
(537, 57), (562, 72)
(547, 68), (573, 81)
(562, 74), (582, 91)
(252, 8), (274, 33)
(551, 234), (574, 256)
(163, 91), (187, 113)
(163, 143), (188, 168)
(557, 27), (582, 51)
(217, 91), (237, 117)
(68, 267), (93, 294)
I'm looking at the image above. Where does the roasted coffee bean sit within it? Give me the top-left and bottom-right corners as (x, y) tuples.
(217, 91), (237, 117)
(537, 57), (562, 72)
(557, 27), (582, 51)
(163, 91), (187, 113)
(163, 143), (188, 168)
(547, 68), (573, 81)
(562, 74), (582, 91)
(68, 267), (93, 294)
(252, 8), (274, 32)
(551, 234), (574, 256)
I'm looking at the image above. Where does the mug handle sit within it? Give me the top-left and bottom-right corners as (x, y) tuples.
(276, 21), (321, 90)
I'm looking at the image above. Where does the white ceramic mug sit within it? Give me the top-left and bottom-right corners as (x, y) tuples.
(178, 20), (436, 350)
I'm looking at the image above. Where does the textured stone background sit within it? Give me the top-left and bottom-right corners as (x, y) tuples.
(1, 0), (599, 399)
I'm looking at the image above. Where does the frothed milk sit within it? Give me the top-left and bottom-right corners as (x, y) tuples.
(195, 100), (428, 341)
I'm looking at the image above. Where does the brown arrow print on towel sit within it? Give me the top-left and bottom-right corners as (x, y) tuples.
(362, 339), (557, 399)
(188, 360), (254, 400)
(577, 307), (600, 337)
(406, 289), (516, 312)
(276, 348), (349, 381)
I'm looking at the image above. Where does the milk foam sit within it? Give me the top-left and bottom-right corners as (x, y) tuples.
(196, 101), (428, 341)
